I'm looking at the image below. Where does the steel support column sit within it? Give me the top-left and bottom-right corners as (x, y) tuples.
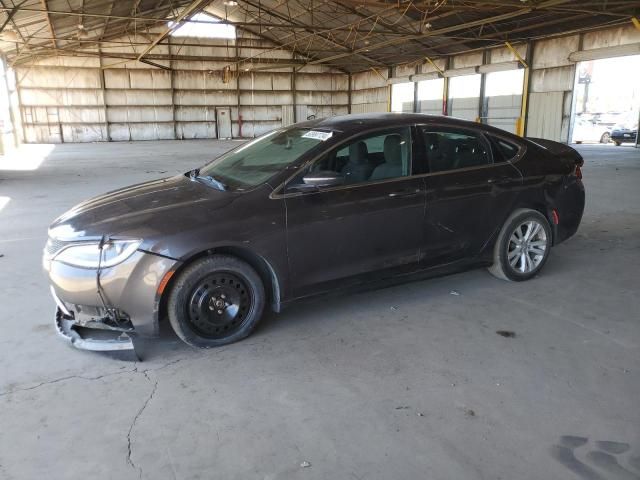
(478, 50), (488, 123)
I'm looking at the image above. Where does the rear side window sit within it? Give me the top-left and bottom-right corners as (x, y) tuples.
(487, 135), (521, 162)
(420, 128), (491, 173)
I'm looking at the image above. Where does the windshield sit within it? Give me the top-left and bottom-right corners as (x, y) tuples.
(198, 128), (332, 191)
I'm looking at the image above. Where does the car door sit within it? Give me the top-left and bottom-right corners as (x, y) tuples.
(280, 126), (427, 298)
(417, 125), (523, 267)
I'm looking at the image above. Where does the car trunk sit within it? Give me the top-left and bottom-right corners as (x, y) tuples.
(528, 137), (584, 177)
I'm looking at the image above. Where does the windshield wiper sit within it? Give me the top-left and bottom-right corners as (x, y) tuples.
(188, 168), (227, 191)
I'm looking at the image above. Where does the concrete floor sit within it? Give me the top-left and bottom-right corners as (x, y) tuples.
(0, 140), (638, 480)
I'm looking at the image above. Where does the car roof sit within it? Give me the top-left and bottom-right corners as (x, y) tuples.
(291, 113), (538, 148)
(295, 113), (482, 133)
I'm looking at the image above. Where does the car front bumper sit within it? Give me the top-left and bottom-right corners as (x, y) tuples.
(44, 250), (179, 351)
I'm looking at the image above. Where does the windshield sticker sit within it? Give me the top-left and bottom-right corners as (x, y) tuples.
(302, 130), (333, 141)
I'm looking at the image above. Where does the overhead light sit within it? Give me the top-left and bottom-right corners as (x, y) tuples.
(223, 0), (238, 5)
(477, 61), (522, 74)
(76, 23), (89, 39)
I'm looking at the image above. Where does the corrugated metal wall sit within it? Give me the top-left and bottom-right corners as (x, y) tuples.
(10, 25), (640, 144)
(351, 69), (389, 114)
(527, 35), (579, 141)
(486, 94), (521, 134)
(527, 92), (565, 140)
(14, 31), (348, 143)
(350, 25), (639, 143)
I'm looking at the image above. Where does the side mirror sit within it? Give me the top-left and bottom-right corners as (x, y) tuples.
(301, 171), (344, 188)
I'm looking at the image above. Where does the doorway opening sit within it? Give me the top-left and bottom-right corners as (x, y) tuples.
(570, 55), (640, 146)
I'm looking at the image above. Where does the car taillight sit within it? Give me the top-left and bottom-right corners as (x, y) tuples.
(575, 165), (583, 180)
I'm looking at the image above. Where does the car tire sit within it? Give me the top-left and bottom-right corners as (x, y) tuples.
(600, 132), (610, 144)
(488, 209), (552, 282)
(167, 255), (265, 348)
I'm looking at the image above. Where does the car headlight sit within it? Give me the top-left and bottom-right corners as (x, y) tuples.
(53, 239), (142, 269)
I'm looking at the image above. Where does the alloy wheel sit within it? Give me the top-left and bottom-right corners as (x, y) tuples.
(507, 220), (548, 274)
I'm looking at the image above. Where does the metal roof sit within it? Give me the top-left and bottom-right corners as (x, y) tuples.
(1, 0), (639, 72)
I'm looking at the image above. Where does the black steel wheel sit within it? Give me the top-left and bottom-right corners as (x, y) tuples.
(168, 255), (265, 348)
(187, 272), (252, 339)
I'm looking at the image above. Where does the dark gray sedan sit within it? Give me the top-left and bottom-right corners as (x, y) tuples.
(43, 113), (585, 352)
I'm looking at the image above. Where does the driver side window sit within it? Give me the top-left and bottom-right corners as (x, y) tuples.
(305, 127), (412, 187)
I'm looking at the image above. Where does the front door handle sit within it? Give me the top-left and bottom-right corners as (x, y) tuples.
(388, 188), (420, 198)
(487, 177), (511, 184)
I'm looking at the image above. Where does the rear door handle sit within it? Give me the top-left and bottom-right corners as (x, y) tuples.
(388, 188), (421, 198)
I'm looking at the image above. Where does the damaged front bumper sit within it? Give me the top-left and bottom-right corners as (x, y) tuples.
(45, 249), (179, 352)
(55, 307), (135, 351)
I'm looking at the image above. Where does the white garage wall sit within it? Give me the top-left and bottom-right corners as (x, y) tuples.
(13, 31), (348, 143)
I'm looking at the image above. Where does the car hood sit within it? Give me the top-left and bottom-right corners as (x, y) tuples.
(48, 174), (234, 244)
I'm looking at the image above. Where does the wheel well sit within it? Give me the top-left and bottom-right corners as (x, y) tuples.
(484, 203), (555, 256)
(157, 247), (281, 327)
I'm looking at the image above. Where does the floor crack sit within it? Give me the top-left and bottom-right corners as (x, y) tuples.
(0, 356), (188, 398)
(0, 368), (137, 397)
(127, 370), (158, 478)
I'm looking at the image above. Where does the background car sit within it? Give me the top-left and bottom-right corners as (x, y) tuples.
(611, 123), (638, 146)
(572, 118), (611, 144)
(43, 114), (586, 351)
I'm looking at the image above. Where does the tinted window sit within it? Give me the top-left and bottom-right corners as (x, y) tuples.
(307, 127), (412, 185)
(488, 135), (520, 162)
(336, 134), (387, 159)
(420, 129), (490, 173)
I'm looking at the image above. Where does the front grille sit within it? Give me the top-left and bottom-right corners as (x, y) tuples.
(45, 238), (67, 256)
